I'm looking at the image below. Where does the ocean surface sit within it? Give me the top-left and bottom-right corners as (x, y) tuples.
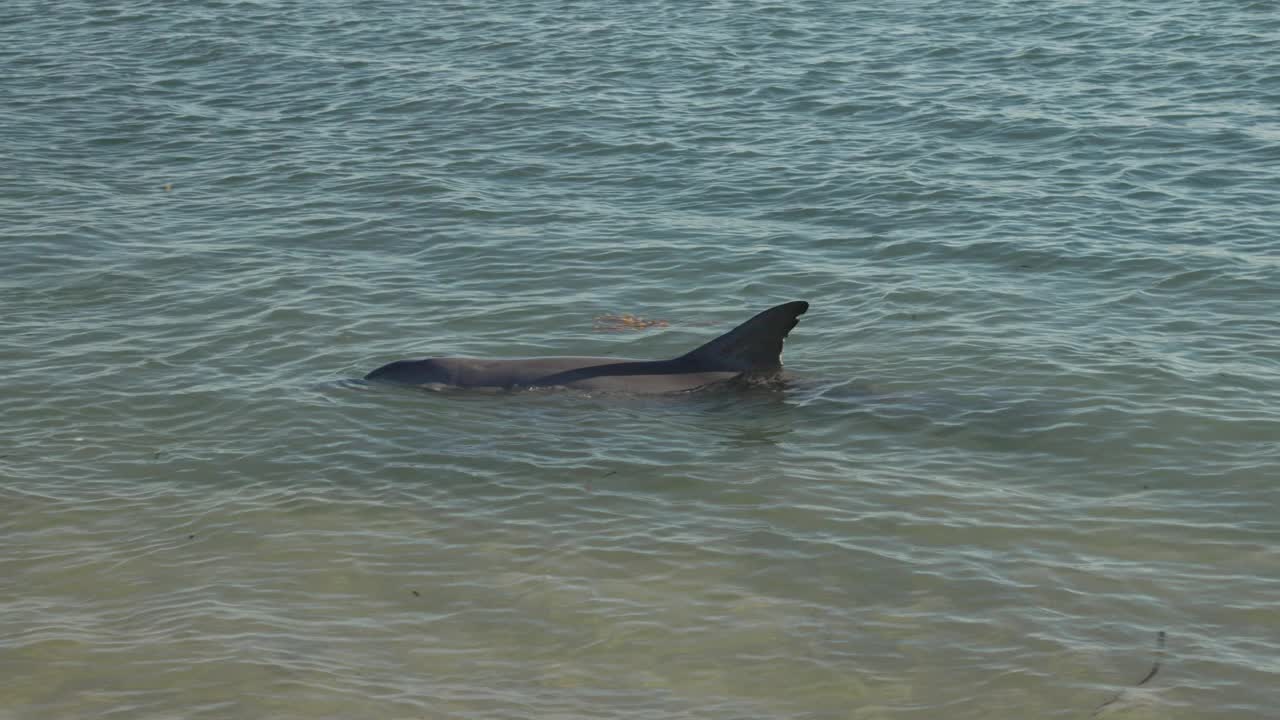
(3, 1), (1278, 718)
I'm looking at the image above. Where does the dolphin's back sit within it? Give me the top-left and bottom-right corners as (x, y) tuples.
(365, 356), (617, 388)
(364, 301), (809, 393)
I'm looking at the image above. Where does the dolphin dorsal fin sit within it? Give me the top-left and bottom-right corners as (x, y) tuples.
(679, 301), (808, 373)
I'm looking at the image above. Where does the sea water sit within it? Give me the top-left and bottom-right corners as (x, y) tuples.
(2, 1), (1278, 718)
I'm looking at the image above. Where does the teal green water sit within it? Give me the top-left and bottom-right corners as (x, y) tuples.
(3, 1), (1278, 718)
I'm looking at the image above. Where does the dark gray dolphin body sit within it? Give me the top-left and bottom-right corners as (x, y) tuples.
(365, 301), (809, 393)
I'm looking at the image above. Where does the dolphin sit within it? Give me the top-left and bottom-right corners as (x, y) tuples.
(365, 301), (809, 393)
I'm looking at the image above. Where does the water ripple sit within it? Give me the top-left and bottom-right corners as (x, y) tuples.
(3, 0), (1278, 718)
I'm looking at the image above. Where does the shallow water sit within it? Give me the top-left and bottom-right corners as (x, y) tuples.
(3, 1), (1279, 718)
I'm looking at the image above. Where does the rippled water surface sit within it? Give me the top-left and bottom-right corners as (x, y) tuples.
(3, 1), (1279, 718)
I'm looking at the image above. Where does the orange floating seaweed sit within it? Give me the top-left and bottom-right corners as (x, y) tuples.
(593, 313), (672, 332)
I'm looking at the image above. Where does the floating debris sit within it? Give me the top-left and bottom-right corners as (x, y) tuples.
(1092, 631), (1167, 717)
(593, 313), (671, 332)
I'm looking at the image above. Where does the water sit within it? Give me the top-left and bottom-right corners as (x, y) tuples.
(3, 1), (1278, 717)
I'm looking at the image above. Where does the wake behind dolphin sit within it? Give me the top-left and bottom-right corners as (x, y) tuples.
(365, 301), (809, 393)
